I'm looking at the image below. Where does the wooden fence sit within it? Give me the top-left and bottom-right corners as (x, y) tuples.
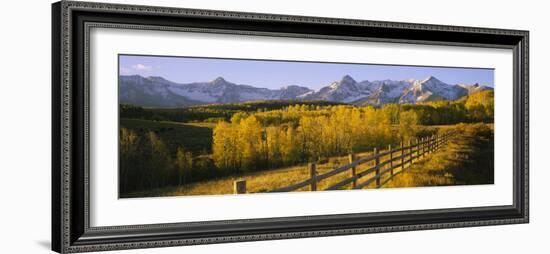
(233, 131), (455, 194)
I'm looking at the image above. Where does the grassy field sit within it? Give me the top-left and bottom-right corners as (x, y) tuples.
(384, 123), (494, 188)
(120, 118), (214, 154)
(122, 124), (489, 198)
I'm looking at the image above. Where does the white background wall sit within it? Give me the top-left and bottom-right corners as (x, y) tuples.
(0, 0), (547, 253)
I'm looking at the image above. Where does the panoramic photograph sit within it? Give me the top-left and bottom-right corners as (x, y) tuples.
(118, 54), (495, 198)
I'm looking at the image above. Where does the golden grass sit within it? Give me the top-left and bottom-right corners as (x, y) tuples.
(383, 123), (494, 188)
(126, 150), (377, 197)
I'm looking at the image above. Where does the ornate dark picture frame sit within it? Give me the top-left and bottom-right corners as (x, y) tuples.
(52, 1), (529, 253)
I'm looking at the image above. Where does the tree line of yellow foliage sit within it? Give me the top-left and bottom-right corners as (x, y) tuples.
(212, 105), (418, 174)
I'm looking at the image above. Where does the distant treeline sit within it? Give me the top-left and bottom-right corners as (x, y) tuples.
(402, 90), (494, 125)
(120, 91), (493, 125)
(120, 100), (346, 123)
(119, 91), (493, 196)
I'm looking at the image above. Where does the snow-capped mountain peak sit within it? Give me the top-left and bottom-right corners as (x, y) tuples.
(119, 74), (492, 107)
(422, 75), (439, 83)
(340, 74), (357, 84)
(313, 75), (366, 102)
(403, 76), (465, 101)
(414, 76), (445, 89)
(211, 76), (229, 85)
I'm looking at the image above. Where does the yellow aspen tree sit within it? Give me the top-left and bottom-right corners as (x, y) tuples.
(237, 115), (263, 172)
(398, 111), (419, 142)
(213, 121), (239, 172)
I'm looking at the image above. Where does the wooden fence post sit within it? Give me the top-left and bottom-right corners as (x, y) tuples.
(431, 135), (435, 153)
(234, 179), (246, 194)
(426, 137), (433, 153)
(433, 135), (437, 151)
(426, 137), (430, 156)
(388, 145), (393, 175)
(434, 134), (438, 151)
(374, 148), (380, 187)
(415, 138), (419, 160)
(426, 136), (429, 154)
(420, 137), (425, 157)
(409, 140), (413, 166)
(416, 138), (424, 158)
(310, 162), (317, 191)
(401, 140), (405, 171)
(349, 153), (356, 189)
(427, 135), (431, 153)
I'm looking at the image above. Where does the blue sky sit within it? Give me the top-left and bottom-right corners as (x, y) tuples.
(119, 55), (494, 89)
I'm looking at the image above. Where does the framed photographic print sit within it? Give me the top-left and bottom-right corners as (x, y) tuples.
(52, 1), (529, 253)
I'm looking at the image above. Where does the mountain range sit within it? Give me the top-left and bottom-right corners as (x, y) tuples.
(119, 74), (492, 107)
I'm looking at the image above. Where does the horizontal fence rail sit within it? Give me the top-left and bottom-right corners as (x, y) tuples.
(233, 131), (455, 194)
